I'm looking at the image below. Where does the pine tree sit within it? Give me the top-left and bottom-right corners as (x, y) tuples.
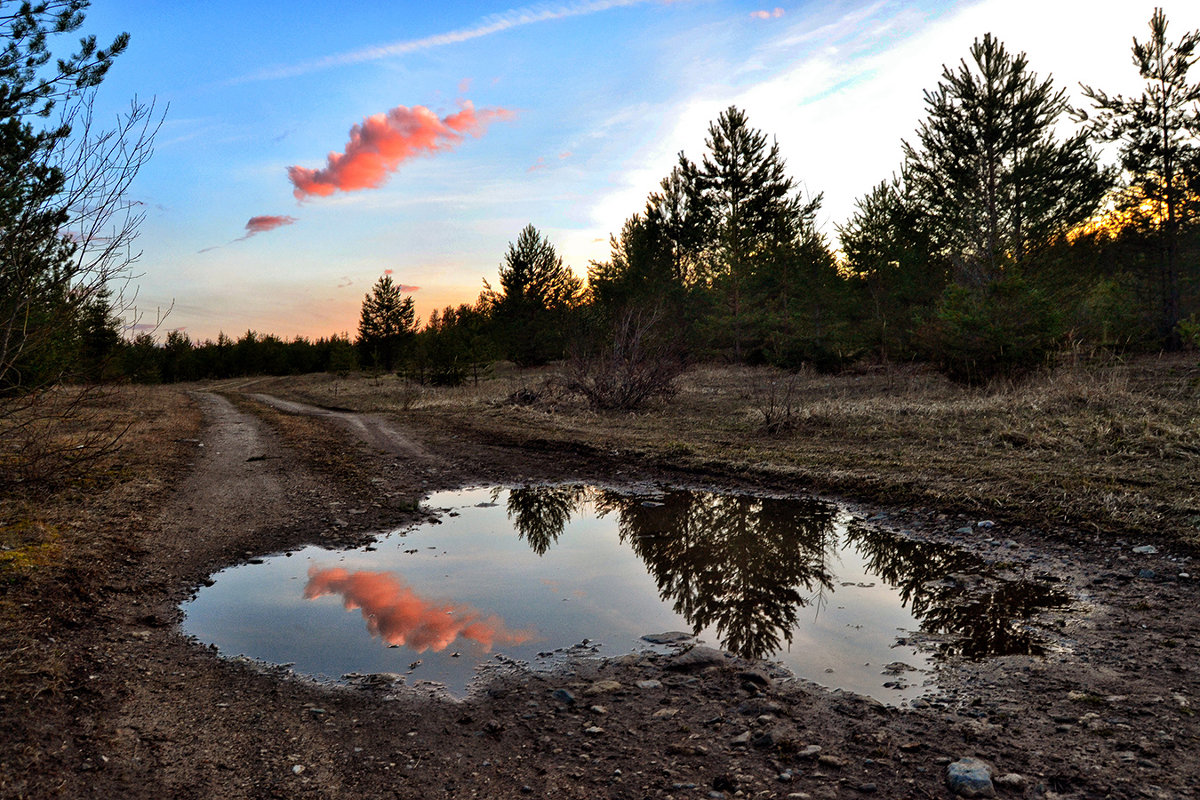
(904, 34), (1108, 287)
(695, 106), (803, 357)
(485, 224), (582, 366)
(357, 274), (417, 372)
(838, 177), (943, 359)
(1081, 9), (1200, 347)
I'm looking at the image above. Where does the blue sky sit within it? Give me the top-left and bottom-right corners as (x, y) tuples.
(78, 0), (1200, 341)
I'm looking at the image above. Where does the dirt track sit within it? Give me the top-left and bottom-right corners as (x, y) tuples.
(3, 387), (1200, 799)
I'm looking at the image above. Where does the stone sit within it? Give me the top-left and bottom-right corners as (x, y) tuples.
(584, 726), (604, 736)
(551, 688), (576, 705)
(817, 754), (846, 768)
(977, 520), (995, 529)
(731, 731), (752, 746)
(637, 679), (662, 689)
(1132, 545), (1158, 554)
(666, 645), (727, 672)
(584, 680), (623, 695)
(1138, 569), (1156, 579)
(946, 757), (995, 798)
(652, 708), (678, 719)
(798, 744), (822, 759)
(993, 773), (1027, 790)
(955, 527), (974, 535)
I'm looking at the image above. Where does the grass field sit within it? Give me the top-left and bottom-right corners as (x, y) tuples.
(240, 353), (1200, 547)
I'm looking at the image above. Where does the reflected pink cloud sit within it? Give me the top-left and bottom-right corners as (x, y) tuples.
(304, 566), (535, 653)
(287, 100), (514, 200)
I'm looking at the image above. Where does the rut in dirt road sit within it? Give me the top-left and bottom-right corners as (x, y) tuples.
(246, 393), (437, 463)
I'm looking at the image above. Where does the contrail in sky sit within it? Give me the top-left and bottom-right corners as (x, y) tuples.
(237, 0), (656, 83)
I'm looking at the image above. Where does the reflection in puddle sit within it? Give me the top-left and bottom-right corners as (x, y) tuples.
(304, 567), (535, 652)
(182, 485), (1071, 703)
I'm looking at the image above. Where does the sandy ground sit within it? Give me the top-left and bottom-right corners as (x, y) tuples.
(2, 384), (1199, 799)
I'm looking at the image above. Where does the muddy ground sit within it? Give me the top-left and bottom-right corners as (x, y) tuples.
(2, 373), (1199, 799)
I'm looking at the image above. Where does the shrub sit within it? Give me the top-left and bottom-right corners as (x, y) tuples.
(920, 273), (1064, 384)
(562, 307), (685, 410)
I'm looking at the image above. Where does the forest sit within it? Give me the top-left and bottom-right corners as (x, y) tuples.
(3, 8), (1199, 403)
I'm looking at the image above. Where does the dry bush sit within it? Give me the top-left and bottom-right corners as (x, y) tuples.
(561, 308), (685, 411)
(746, 368), (805, 433)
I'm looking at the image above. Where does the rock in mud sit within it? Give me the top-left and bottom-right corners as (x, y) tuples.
(583, 680), (623, 695)
(993, 773), (1027, 790)
(551, 688), (576, 705)
(946, 757), (996, 798)
(665, 645), (727, 672)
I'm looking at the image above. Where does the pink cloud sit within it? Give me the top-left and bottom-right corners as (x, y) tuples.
(399, 284), (420, 292)
(240, 215), (297, 239)
(287, 100), (515, 200)
(527, 156), (547, 172)
(558, 151), (572, 159)
(305, 567), (535, 653)
(750, 7), (784, 19)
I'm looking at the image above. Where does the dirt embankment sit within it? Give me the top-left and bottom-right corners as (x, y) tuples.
(2, 362), (1199, 799)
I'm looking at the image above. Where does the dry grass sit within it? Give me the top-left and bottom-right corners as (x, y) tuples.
(0, 385), (200, 589)
(243, 355), (1200, 547)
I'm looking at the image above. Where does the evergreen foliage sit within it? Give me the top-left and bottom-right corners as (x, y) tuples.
(356, 274), (417, 371)
(904, 34), (1108, 288)
(1081, 8), (1200, 347)
(484, 224), (583, 366)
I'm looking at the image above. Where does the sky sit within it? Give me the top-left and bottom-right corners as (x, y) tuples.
(75, 0), (1200, 342)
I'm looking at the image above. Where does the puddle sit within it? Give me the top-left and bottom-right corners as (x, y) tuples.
(181, 485), (1070, 703)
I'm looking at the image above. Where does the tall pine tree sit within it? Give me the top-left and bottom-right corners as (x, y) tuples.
(357, 274), (417, 371)
(904, 34), (1108, 288)
(1081, 9), (1200, 347)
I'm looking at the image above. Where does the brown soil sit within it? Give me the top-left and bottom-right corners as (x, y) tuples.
(2, 361), (1199, 799)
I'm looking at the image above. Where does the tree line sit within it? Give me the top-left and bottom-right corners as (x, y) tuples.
(5, 7), (1200, 398)
(353, 9), (1200, 386)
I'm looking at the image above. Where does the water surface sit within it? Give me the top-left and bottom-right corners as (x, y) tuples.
(181, 485), (1069, 702)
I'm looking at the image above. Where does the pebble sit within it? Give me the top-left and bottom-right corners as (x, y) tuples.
(731, 731), (752, 746)
(1132, 545), (1158, 554)
(291, 765), (304, 775)
(552, 688), (576, 705)
(1138, 569), (1156, 579)
(993, 773), (1027, 790)
(977, 520), (995, 528)
(637, 679), (662, 689)
(584, 680), (623, 695)
(584, 726), (604, 736)
(798, 744), (822, 759)
(955, 527), (973, 535)
(946, 757), (995, 798)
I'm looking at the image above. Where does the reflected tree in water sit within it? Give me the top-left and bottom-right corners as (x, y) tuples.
(600, 490), (840, 660)
(502, 485), (592, 556)
(843, 522), (1069, 657)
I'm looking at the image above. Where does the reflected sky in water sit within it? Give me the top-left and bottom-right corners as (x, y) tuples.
(181, 485), (1069, 703)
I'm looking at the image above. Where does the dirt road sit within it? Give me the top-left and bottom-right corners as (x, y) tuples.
(3, 388), (1199, 799)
